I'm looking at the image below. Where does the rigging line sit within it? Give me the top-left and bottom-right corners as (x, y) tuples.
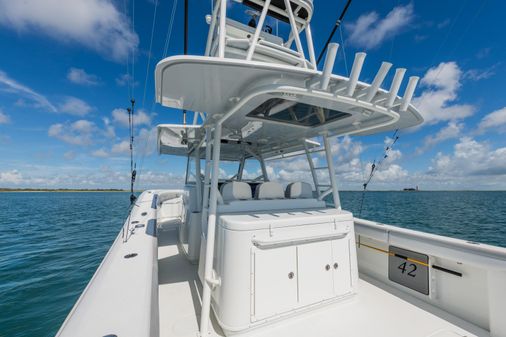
(316, 0), (353, 66)
(358, 129), (399, 216)
(431, 0), (487, 82)
(131, 0), (136, 99)
(136, 0), (179, 189)
(448, 0), (487, 57)
(128, 99), (137, 204)
(388, 0), (399, 62)
(163, 0), (179, 58)
(132, 118), (156, 189)
(427, 0), (468, 70)
(122, 0), (132, 99)
(338, 25), (349, 76)
(142, 0), (160, 108)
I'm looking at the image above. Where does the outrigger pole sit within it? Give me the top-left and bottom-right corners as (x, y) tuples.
(316, 0), (352, 65)
(182, 0), (188, 125)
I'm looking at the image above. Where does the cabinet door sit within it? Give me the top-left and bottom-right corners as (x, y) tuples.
(331, 238), (352, 296)
(297, 241), (334, 306)
(253, 246), (298, 320)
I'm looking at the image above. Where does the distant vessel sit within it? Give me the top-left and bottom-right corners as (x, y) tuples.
(403, 186), (419, 191)
(56, 1), (506, 337)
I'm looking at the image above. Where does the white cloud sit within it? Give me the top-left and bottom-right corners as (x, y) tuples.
(0, 69), (56, 112)
(63, 151), (76, 160)
(463, 67), (496, 81)
(428, 137), (506, 177)
(0, 170), (23, 184)
(417, 121), (464, 154)
(112, 108), (152, 127)
(115, 73), (138, 87)
(0, 109), (10, 124)
(0, 0), (138, 62)
(368, 163), (407, 182)
(477, 107), (506, 133)
(345, 4), (414, 49)
(476, 47), (491, 59)
(135, 127), (157, 156)
(0, 166), (185, 189)
(109, 127), (157, 157)
(72, 119), (94, 133)
(436, 18), (451, 29)
(111, 140), (130, 154)
(48, 119), (95, 145)
(134, 170), (185, 189)
(91, 148), (109, 158)
(67, 67), (100, 86)
(58, 96), (93, 116)
(265, 135), (411, 191)
(266, 136), (367, 187)
(413, 62), (474, 124)
(102, 117), (116, 138)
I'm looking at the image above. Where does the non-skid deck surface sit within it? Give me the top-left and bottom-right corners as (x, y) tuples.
(157, 229), (483, 337)
(158, 229), (224, 337)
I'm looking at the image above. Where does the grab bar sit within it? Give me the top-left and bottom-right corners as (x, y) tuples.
(252, 232), (348, 249)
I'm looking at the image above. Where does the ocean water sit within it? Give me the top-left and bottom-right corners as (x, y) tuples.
(0, 191), (505, 337)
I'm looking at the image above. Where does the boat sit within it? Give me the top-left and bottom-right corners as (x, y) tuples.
(56, 1), (506, 336)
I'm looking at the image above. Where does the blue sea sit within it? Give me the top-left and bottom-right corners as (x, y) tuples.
(0, 191), (505, 337)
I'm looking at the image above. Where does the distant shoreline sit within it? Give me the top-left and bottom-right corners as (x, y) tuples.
(0, 189), (128, 193)
(1, 189), (504, 193)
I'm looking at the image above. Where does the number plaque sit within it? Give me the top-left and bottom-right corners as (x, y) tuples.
(388, 246), (429, 295)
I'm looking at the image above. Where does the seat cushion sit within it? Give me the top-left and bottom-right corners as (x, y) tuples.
(255, 182), (284, 199)
(285, 182), (313, 199)
(221, 181), (252, 202)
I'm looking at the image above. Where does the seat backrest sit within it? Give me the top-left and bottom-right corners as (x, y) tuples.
(225, 19), (283, 45)
(221, 181), (252, 202)
(255, 182), (284, 199)
(285, 182), (313, 199)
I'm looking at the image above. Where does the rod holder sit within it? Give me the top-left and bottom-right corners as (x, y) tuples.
(364, 62), (392, 102)
(386, 68), (406, 108)
(345, 52), (366, 97)
(400, 76), (419, 112)
(320, 43), (339, 90)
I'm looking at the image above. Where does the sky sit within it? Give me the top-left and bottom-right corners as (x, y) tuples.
(0, 0), (505, 191)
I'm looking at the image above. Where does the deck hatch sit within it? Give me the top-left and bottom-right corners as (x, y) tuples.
(247, 98), (351, 128)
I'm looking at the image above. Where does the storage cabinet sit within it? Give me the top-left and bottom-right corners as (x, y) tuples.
(332, 238), (352, 295)
(297, 241), (335, 306)
(253, 246), (298, 320)
(252, 237), (353, 321)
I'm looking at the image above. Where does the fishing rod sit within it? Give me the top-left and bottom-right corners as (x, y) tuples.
(316, 0), (353, 66)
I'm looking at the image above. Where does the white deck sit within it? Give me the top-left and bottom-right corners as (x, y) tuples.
(157, 228), (485, 337)
(158, 228), (223, 337)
